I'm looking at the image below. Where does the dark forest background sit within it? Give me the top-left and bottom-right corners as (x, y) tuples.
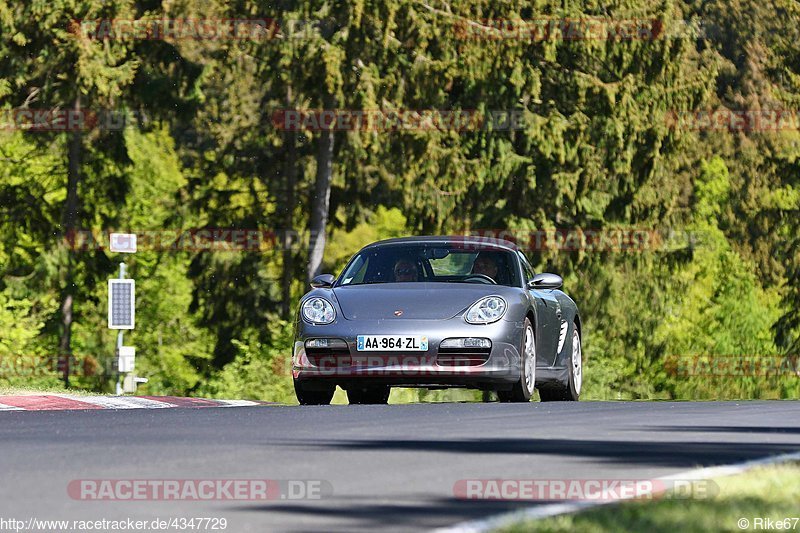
(1, 0), (798, 402)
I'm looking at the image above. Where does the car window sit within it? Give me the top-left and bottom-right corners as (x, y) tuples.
(428, 253), (477, 276)
(340, 256), (367, 285)
(338, 244), (520, 286)
(518, 251), (535, 283)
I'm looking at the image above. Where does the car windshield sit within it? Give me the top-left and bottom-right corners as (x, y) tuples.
(338, 243), (520, 287)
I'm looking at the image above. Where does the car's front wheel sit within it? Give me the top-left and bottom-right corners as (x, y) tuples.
(294, 380), (335, 405)
(347, 386), (390, 405)
(497, 317), (535, 403)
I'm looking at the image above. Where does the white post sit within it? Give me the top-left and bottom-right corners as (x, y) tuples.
(115, 262), (126, 395)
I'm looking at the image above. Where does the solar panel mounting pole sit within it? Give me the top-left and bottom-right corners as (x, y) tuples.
(108, 233), (137, 394)
(115, 262), (126, 395)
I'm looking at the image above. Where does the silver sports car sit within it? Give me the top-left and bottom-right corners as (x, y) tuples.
(292, 236), (582, 404)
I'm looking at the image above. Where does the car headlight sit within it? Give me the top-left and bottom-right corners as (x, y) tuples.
(302, 297), (336, 324)
(465, 296), (507, 324)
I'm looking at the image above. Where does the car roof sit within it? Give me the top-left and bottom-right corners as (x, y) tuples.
(363, 235), (520, 252)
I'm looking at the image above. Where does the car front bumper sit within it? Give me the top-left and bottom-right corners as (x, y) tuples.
(292, 317), (524, 390)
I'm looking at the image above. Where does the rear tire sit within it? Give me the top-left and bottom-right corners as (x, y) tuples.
(539, 323), (581, 402)
(497, 318), (535, 403)
(294, 380), (335, 405)
(347, 386), (390, 405)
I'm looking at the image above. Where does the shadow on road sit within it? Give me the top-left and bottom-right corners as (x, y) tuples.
(241, 434), (800, 530)
(272, 436), (800, 468)
(233, 497), (541, 532)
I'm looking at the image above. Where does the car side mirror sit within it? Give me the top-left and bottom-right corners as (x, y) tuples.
(527, 273), (563, 290)
(310, 274), (335, 288)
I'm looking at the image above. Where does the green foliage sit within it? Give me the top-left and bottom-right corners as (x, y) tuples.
(0, 290), (61, 388)
(197, 320), (295, 402)
(324, 205), (408, 274)
(0, 291), (44, 356)
(649, 158), (790, 399)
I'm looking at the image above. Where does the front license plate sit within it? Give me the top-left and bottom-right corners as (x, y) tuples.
(357, 335), (428, 351)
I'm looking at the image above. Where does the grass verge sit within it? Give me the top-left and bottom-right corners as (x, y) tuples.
(496, 462), (800, 533)
(0, 385), (102, 396)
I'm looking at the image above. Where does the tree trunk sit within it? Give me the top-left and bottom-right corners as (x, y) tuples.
(60, 94), (82, 388)
(307, 125), (335, 283)
(281, 85), (297, 318)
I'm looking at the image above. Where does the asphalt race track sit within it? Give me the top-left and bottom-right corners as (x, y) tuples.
(2, 401), (799, 532)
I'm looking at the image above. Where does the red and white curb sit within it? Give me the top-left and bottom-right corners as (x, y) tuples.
(0, 394), (268, 411)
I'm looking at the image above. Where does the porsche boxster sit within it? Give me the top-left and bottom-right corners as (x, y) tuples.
(292, 236), (582, 405)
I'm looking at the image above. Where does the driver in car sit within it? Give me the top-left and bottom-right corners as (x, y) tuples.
(471, 252), (499, 281)
(393, 257), (419, 282)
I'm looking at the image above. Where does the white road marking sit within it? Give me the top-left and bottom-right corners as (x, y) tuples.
(52, 394), (173, 410)
(0, 403), (24, 411)
(214, 399), (261, 407)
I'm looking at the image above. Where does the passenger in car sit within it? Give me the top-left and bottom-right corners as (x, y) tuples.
(393, 257), (419, 282)
(471, 252), (499, 281)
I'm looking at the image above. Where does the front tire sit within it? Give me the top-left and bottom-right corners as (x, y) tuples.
(539, 323), (581, 402)
(497, 318), (535, 403)
(294, 380), (335, 405)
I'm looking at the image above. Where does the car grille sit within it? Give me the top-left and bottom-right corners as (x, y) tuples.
(436, 347), (491, 367)
(305, 347), (351, 368)
(349, 353), (428, 366)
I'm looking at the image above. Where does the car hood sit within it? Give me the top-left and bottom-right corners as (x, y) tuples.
(332, 283), (510, 320)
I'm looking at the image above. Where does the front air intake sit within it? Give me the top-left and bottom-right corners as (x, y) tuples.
(436, 346), (491, 367)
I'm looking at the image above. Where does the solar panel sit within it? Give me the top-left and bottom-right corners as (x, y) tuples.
(108, 279), (135, 329)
